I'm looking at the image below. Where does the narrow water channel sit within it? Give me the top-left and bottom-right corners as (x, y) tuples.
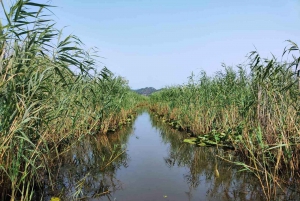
(46, 112), (267, 200)
(107, 112), (263, 201)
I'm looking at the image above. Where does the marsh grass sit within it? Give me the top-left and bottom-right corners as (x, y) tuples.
(0, 1), (145, 200)
(149, 45), (300, 200)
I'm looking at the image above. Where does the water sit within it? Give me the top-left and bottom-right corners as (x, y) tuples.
(45, 112), (268, 200)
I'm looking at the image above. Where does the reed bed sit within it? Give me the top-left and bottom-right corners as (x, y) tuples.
(149, 46), (300, 200)
(0, 1), (145, 200)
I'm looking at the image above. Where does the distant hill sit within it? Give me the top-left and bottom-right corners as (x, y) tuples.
(134, 87), (158, 96)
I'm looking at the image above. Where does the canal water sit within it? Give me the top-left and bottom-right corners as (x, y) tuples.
(46, 112), (268, 200)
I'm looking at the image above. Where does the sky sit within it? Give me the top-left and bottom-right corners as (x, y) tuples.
(17, 1), (300, 88)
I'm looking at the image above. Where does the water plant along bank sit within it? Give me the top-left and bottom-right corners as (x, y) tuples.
(1, 0), (300, 200)
(149, 51), (300, 200)
(0, 1), (146, 200)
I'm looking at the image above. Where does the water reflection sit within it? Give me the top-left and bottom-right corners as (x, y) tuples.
(44, 112), (300, 201)
(149, 114), (265, 201)
(43, 125), (133, 200)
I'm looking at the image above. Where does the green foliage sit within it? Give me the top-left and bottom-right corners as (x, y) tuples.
(0, 1), (144, 200)
(149, 44), (300, 200)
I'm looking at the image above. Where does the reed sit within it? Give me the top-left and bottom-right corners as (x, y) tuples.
(0, 1), (144, 200)
(149, 46), (300, 200)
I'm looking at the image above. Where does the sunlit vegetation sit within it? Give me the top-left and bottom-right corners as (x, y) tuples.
(149, 46), (300, 200)
(0, 1), (146, 200)
(2, 0), (300, 201)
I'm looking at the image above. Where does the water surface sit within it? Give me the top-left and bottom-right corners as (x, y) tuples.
(47, 112), (268, 200)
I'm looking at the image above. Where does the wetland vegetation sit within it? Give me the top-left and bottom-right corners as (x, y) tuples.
(149, 48), (300, 200)
(1, 1), (300, 201)
(0, 1), (144, 200)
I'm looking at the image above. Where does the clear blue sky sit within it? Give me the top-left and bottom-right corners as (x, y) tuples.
(54, 1), (300, 88)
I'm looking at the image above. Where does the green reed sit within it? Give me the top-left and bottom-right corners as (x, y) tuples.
(0, 1), (144, 200)
(149, 45), (300, 200)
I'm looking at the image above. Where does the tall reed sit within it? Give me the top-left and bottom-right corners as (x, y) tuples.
(149, 45), (300, 200)
(0, 1), (144, 200)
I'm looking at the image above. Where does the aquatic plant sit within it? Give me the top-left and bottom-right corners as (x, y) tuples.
(149, 44), (300, 200)
(0, 1), (144, 200)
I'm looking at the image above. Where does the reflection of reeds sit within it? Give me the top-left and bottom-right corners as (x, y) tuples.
(44, 124), (134, 200)
(150, 114), (266, 201)
(149, 49), (300, 200)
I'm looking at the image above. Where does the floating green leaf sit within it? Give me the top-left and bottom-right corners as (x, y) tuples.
(183, 138), (197, 144)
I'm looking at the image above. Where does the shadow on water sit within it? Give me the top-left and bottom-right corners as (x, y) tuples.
(44, 112), (298, 201)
